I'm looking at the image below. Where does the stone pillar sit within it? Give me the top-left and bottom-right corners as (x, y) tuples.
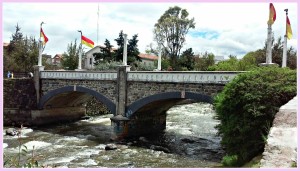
(110, 65), (130, 139)
(33, 65), (44, 105)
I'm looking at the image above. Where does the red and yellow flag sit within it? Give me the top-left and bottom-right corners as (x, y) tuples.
(268, 3), (276, 25)
(40, 28), (49, 44)
(81, 35), (94, 48)
(286, 16), (292, 40)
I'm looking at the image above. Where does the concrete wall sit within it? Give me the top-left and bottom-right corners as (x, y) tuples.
(260, 96), (297, 168)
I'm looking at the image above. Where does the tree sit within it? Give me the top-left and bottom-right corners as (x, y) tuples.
(253, 36), (297, 69)
(178, 48), (195, 70)
(93, 39), (115, 64)
(114, 30), (140, 65)
(4, 24), (38, 73)
(194, 52), (215, 71)
(154, 6), (195, 70)
(127, 34), (141, 66)
(61, 40), (80, 70)
(114, 30), (125, 62)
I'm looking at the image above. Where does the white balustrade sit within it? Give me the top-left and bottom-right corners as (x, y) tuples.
(40, 71), (117, 80)
(40, 71), (243, 84)
(127, 71), (244, 84)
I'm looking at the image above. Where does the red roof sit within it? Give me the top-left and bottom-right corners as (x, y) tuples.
(138, 53), (158, 60)
(54, 54), (62, 58)
(3, 42), (9, 47)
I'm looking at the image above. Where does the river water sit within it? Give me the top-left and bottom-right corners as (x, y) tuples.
(3, 102), (224, 168)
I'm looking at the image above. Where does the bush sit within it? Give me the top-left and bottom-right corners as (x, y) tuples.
(222, 155), (239, 167)
(93, 61), (122, 71)
(214, 66), (296, 166)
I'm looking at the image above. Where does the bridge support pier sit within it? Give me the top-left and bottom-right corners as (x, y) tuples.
(111, 65), (131, 139)
(126, 112), (167, 137)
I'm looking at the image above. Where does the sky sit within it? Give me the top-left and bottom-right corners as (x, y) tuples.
(2, 2), (298, 59)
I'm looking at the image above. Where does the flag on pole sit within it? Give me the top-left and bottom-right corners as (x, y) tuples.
(286, 16), (293, 39)
(81, 35), (94, 48)
(268, 3), (276, 25)
(40, 28), (49, 44)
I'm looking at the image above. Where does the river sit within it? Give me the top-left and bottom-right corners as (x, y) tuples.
(3, 102), (224, 168)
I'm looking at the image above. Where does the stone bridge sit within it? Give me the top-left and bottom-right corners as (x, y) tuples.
(33, 66), (242, 138)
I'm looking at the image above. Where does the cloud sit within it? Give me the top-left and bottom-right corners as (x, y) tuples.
(2, 2), (298, 59)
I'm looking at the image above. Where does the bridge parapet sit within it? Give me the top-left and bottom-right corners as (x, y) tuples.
(128, 71), (244, 84)
(40, 70), (117, 80)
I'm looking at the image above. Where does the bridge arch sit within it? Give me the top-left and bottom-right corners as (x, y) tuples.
(39, 86), (116, 114)
(126, 91), (213, 118)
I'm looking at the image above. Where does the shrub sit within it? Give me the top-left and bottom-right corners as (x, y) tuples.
(222, 155), (239, 167)
(214, 66), (296, 166)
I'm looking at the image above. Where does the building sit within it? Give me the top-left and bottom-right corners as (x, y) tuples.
(214, 56), (225, 64)
(42, 54), (52, 65)
(138, 53), (158, 67)
(83, 46), (158, 70)
(52, 54), (63, 67)
(84, 46), (102, 70)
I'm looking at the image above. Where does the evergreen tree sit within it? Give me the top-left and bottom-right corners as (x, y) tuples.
(114, 30), (124, 62)
(4, 24), (38, 73)
(179, 48), (195, 70)
(114, 30), (140, 65)
(93, 39), (115, 64)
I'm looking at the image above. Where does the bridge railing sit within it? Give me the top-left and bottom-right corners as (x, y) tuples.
(40, 70), (245, 84)
(40, 70), (118, 80)
(127, 71), (245, 84)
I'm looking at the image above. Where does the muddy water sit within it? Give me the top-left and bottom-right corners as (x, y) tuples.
(3, 102), (224, 168)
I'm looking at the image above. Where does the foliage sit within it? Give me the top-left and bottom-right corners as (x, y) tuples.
(61, 40), (81, 70)
(93, 61), (122, 71)
(178, 48), (195, 71)
(194, 52), (215, 71)
(222, 155), (239, 167)
(4, 24), (39, 73)
(131, 61), (156, 71)
(208, 54), (257, 71)
(251, 36), (297, 69)
(154, 6), (195, 69)
(93, 39), (115, 64)
(214, 66), (296, 166)
(114, 30), (141, 65)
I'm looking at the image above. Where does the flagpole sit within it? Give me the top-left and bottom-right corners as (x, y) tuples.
(282, 9), (288, 68)
(38, 22), (44, 66)
(266, 23), (273, 64)
(78, 30), (83, 70)
(123, 34), (127, 66)
(158, 44), (161, 71)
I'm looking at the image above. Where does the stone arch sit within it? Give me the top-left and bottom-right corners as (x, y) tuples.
(126, 91), (212, 118)
(38, 86), (116, 114)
